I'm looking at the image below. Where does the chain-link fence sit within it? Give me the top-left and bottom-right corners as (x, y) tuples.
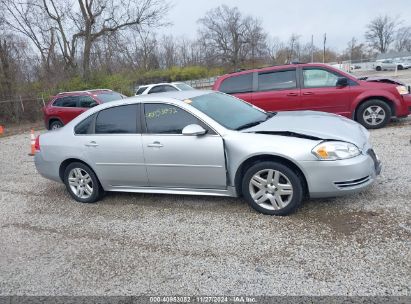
(0, 96), (46, 124)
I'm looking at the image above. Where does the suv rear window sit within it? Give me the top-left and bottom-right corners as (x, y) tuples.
(219, 73), (253, 94)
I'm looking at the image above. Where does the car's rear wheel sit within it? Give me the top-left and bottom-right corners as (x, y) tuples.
(376, 66), (382, 71)
(397, 65), (404, 70)
(50, 120), (63, 130)
(63, 162), (102, 203)
(356, 99), (391, 129)
(242, 161), (303, 216)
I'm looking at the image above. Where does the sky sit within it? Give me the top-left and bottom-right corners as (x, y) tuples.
(161, 0), (410, 52)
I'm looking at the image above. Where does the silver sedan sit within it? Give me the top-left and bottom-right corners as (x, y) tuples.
(34, 90), (381, 215)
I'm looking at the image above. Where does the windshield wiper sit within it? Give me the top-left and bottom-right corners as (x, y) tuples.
(236, 120), (266, 130)
(266, 111), (277, 118)
(235, 112), (277, 131)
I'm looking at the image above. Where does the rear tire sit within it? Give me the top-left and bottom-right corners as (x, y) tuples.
(376, 66), (382, 71)
(50, 120), (63, 130)
(63, 162), (102, 203)
(397, 65), (404, 70)
(242, 161), (303, 216)
(356, 99), (391, 129)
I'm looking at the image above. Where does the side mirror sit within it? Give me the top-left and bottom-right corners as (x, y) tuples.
(182, 124), (207, 136)
(336, 77), (348, 87)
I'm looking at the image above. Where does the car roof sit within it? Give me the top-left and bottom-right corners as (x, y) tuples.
(56, 89), (113, 96)
(220, 62), (335, 77)
(108, 90), (213, 107)
(138, 82), (190, 88)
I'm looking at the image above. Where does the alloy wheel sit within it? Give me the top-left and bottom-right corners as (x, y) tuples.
(363, 106), (386, 126)
(68, 168), (93, 199)
(249, 169), (293, 211)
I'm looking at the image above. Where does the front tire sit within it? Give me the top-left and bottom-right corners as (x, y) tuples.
(397, 65), (404, 70)
(356, 99), (391, 129)
(376, 66), (382, 71)
(63, 162), (102, 203)
(242, 161), (303, 216)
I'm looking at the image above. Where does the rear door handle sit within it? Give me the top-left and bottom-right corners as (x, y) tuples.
(286, 93), (298, 96)
(148, 141), (163, 148)
(303, 92), (314, 96)
(85, 141), (99, 147)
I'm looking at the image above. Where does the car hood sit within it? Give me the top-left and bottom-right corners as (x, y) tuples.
(358, 76), (406, 86)
(243, 111), (369, 148)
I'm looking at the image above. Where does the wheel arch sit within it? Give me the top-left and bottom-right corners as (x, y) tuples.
(234, 154), (309, 198)
(353, 96), (396, 120)
(59, 158), (99, 184)
(48, 117), (64, 130)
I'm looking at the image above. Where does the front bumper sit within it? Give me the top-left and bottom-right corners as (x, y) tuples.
(300, 149), (381, 198)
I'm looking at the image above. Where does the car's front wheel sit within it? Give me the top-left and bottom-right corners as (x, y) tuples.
(356, 99), (391, 129)
(242, 161), (303, 215)
(63, 162), (102, 203)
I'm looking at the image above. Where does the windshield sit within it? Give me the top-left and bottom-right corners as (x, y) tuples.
(136, 87), (147, 95)
(175, 83), (194, 91)
(190, 92), (269, 130)
(96, 92), (124, 103)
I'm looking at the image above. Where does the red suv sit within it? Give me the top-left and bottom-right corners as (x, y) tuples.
(213, 63), (411, 128)
(43, 89), (125, 130)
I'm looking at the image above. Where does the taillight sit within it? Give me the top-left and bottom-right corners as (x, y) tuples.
(35, 135), (40, 151)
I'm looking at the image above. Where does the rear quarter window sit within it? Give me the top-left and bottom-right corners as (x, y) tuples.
(74, 114), (96, 135)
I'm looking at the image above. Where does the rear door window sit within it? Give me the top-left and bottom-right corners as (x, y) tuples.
(257, 69), (297, 91)
(219, 73), (253, 94)
(53, 96), (78, 107)
(95, 105), (139, 134)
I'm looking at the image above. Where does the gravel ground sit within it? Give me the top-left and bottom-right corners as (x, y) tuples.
(0, 118), (410, 296)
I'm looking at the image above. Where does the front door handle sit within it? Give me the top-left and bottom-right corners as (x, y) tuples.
(303, 92), (314, 96)
(148, 141), (163, 148)
(286, 93), (298, 96)
(85, 141), (99, 147)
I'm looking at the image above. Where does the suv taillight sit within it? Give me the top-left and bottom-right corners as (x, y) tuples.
(35, 135), (40, 151)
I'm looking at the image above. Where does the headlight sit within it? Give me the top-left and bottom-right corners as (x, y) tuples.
(396, 85), (409, 95)
(312, 141), (361, 160)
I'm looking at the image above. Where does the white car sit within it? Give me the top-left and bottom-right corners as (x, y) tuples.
(375, 60), (408, 71)
(135, 82), (194, 95)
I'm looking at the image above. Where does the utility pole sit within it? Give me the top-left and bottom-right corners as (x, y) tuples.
(311, 35), (314, 63)
(323, 33), (326, 63)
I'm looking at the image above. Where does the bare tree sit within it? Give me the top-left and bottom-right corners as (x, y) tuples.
(160, 35), (177, 68)
(395, 26), (411, 52)
(0, 0), (57, 71)
(286, 34), (300, 62)
(266, 36), (284, 64)
(365, 15), (399, 53)
(198, 5), (267, 68)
